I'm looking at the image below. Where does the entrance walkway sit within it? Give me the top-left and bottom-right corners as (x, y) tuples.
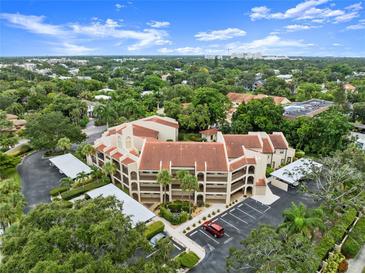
(252, 185), (280, 205)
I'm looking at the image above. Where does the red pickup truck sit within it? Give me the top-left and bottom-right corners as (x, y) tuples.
(202, 220), (225, 238)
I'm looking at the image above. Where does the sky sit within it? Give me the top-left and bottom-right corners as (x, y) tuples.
(0, 0), (365, 57)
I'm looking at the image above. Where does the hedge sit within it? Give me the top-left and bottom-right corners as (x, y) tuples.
(61, 181), (108, 200)
(315, 208), (357, 262)
(144, 221), (165, 240)
(160, 206), (189, 225)
(342, 217), (365, 258)
(176, 251), (200, 268)
(49, 186), (69, 196)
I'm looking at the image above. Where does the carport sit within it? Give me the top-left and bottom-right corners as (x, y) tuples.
(49, 153), (92, 179)
(270, 158), (322, 190)
(86, 183), (156, 226)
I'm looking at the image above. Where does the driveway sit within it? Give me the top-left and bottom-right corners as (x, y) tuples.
(83, 119), (106, 144)
(18, 151), (65, 212)
(188, 185), (317, 273)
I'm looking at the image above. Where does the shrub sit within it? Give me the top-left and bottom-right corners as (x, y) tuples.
(61, 181), (108, 200)
(176, 251), (200, 268)
(217, 209), (220, 213)
(207, 214), (211, 218)
(186, 226), (190, 231)
(341, 217), (365, 259)
(202, 216), (207, 221)
(49, 186), (69, 196)
(159, 205), (189, 225)
(295, 150), (305, 159)
(144, 221), (165, 240)
(315, 208), (357, 262)
(323, 251), (346, 273)
(192, 223), (196, 227)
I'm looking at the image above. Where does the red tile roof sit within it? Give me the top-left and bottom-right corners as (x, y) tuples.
(106, 129), (117, 136)
(139, 141), (228, 172)
(112, 152), (123, 160)
(229, 157), (256, 171)
(133, 124), (159, 138)
(269, 134), (288, 149)
(104, 146), (117, 154)
(144, 117), (179, 128)
(199, 128), (218, 135)
(262, 138), (275, 154)
(122, 157), (135, 165)
(96, 144), (106, 152)
(223, 135), (262, 158)
(129, 149), (139, 156)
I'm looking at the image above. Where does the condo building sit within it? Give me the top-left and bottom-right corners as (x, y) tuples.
(88, 116), (295, 206)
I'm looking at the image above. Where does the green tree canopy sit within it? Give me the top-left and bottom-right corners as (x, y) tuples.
(0, 197), (178, 272)
(25, 111), (85, 150)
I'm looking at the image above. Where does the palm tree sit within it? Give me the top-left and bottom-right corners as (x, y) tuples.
(180, 173), (199, 214)
(157, 169), (172, 204)
(280, 202), (324, 239)
(90, 166), (103, 183)
(59, 177), (73, 188)
(176, 170), (189, 200)
(102, 161), (116, 181)
(94, 103), (117, 129)
(81, 144), (96, 158)
(56, 137), (71, 153)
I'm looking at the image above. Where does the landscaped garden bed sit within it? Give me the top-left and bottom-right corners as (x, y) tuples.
(159, 200), (194, 225)
(176, 251), (200, 268)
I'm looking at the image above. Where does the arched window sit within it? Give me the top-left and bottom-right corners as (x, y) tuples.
(248, 166), (255, 174)
(247, 176), (254, 184)
(130, 171), (137, 180)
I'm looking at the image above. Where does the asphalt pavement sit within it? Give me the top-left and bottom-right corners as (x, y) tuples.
(18, 151), (64, 212)
(188, 185), (317, 273)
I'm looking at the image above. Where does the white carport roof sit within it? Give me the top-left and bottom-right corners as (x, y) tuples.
(270, 158), (322, 186)
(49, 153), (91, 179)
(86, 184), (156, 226)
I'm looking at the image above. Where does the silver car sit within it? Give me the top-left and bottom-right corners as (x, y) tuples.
(149, 232), (167, 247)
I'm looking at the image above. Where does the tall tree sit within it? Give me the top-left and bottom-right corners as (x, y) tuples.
(56, 137), (72, 153)
(157, 169), (172, 204)
(0, 197), (178, 272)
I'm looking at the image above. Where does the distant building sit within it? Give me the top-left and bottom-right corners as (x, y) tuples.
(230, 52), (262, 59)
(204, 55), (223, 60)
(283, 99), (333, 119)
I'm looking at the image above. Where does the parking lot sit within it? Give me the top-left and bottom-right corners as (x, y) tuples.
(187, 198), (270, 252)
(145, 238), (185, 259)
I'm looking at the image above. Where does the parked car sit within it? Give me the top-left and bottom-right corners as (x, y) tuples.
(149, 231), (168, 247)
(202, 220), (224, 238)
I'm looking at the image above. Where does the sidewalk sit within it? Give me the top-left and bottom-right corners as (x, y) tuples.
(155, 216), (206, 260)
(347, 245), (365, 273)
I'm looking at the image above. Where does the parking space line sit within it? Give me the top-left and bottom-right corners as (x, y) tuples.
(263, 207), (271, 213)
(199, 229), (220, 244)
(146, 249), (158, 259)
(244, 203), (264, 214)
(219, 217), (240, 231)
(190, 231), (198, 236)
(222, 213), (228, 217)
(173, 243), (181, 251)
(225, 232), (230, 237)
(224, 237), (233, 244)
(236, 207), (256, 219)
(229, 212), (248, 224)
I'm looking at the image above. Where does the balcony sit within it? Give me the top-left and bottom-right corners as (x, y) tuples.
(140, 185), (160, 192)
(206, 187), (227, 193)
(231, 181), (245, 192)
(139, 175), (157, 181)
(206, 176), (228, 183)
(232, 170), (245, 181)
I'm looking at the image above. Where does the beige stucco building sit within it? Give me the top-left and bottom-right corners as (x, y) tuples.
(88, 115), (295, 205)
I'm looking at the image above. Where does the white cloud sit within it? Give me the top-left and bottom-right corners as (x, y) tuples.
(345, 2), (363, 11)
(346, 19), (365, 29)
(332, 43), (342, 46)
(115, 3), (125, 10)
(70, 19), (171, 50)
(0, 13), (66, 36)
(249, 0), (361, 23)
(147, 20), (170, 28)
(285, 24), (317, 32)
(158, 47), (203, 55)
(54, 42), (95, 55)
(195, 28), (246, 41)
(227, 35), (314, 54)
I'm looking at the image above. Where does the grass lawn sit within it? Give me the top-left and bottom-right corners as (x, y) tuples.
(2, 168), (21, 183)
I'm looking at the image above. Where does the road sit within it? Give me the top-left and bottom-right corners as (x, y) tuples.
(83, 119), (106, 144)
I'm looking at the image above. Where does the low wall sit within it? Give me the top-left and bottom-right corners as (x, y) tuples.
(269, 177), (288, 192)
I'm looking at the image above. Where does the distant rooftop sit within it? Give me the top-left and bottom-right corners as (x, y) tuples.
(284, 99), (333, 119)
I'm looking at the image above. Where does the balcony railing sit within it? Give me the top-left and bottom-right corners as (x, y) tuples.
(231, 181), (245, 192)
(206, 187), (227, 193)
(206, 176), (228, 182)
(140, 186), (161, 192)
(139, 175), (157, 181)
(232, 171), (245, 181)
